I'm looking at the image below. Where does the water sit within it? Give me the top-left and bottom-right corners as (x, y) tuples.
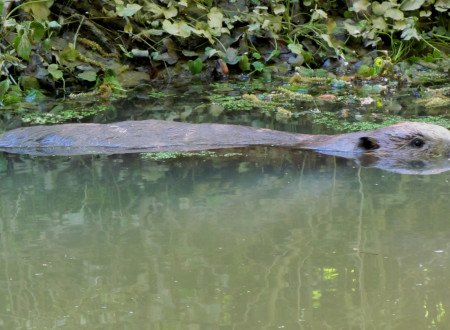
(0, 148), (449, 329)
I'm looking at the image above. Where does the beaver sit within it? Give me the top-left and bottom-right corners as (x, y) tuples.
(0, 120), (448, 163)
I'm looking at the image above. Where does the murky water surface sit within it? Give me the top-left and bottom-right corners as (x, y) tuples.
(0, 149), (449, 329)
(0, 82), (449, 329)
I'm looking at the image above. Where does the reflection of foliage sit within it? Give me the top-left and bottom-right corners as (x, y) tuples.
(305, 112), (450, 132)
(1, 153), (449, 328)
(141, 150), (243, 160)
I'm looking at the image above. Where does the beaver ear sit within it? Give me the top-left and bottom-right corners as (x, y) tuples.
(358, 136), (380, 150)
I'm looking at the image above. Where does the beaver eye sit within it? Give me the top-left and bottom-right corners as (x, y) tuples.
(411, 138), (424, 148)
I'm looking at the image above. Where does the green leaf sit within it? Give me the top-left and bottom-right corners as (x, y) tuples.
(20, 76), (40, 90)
(48, 21), (62, 29)
(344, 20), (366, 35)
(408, 56), (421, 63)
(288, 43), (303, 55)
(353, 0), (370, 12)
(188, 58), (203, 74)
(252, 52), (261, 59)
(401, 0), (425, 11)
(401, 27), (420, 40)
(273, 4), (285, 14)
(252, 61), (265, 72)
(64, 46), (79, 61)
(372, 1), (397, 16)
(267, 49), (280, 62)
(42, 38), (52, 51)
(239, 55), (251, 71)
(372, 17), (388, 31)
(0, 79), (10, 99)
(47, 64), (63, 80)
(205, 47), (220, 57)
(162, 6), (177, 19)
(31, 21), (46, 42)
(303, 51), (312, 62)
(4, 19), (16, 28)
(208, 7), (223, 29)
(162, 20), (191, 38)
(311, 9), (327, 20)
(78, 71), (98, 82)
(384, 8), (404, 20)
(223, 47), (240, 65)
(358, 65), (375, 77)
(15, 34), (32, 61)
(116, 4), (142, 17)
(435, 0), (450, 12)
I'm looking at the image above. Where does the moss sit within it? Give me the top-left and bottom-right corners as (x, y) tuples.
(21, 105), (112, 124)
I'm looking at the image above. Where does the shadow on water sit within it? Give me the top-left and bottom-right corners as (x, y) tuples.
(0, 148), (449, 329)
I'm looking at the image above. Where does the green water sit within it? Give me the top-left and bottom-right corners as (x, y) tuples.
(0, 149), (449, 329)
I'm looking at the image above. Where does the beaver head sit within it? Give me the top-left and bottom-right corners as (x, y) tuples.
(356, 121), (450, 158)
(306, 121), (450, 163)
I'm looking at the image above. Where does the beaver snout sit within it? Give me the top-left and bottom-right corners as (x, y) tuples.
(355, 122), (450, 158)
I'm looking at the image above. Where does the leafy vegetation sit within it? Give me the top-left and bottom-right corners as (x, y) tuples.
(0, 0), (448, 96)
(0, 0), (448, 131)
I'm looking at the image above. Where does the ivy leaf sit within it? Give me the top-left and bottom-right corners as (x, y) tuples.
(384, 8), (404, 20)
(0, 79), (10, 99)
(353, 0), (370, 12)
(435, 0), (450, 12)
(239, 55), (251, 71)
(20, 76), (40, 90)
(401, 27), (421, 40)
(273, 4), (285, 14)
(205, 47), (220, 57)
(372, 17), (388, 31)
(419, 10), (431, 17)
(393, 20), (406, 30)
(15, 34), (32, 61)
(4, 19), (16, 28)
(311, 9), (327, 20)
(372, 1), (397, 15)
(48, 21), (62, 29)
(188, 58), (203, 74)
(22, 0), (54, 20)
(252, 52), (261, 59)
(124, 21), (133, 34)
(163, 20), (191, 38)
(31, 21), (46, 42)
(288, 43), (303, 55)
(116, 4), (142, 17)
(47, 64), (63, 80)
(344, 20), (366, 35)
(208, 7), (223, 29)
(223, 47), (240, 65)
(401, 0), (425, 11)
(163, 6), (177, 19)
(252, 61), (265, 72)
(78, 71), (97, 82)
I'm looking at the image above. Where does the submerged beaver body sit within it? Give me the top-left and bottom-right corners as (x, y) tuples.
(0, 120), (449, 173)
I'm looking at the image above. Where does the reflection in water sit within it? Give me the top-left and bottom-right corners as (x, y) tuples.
(0, 149), (449, 329)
